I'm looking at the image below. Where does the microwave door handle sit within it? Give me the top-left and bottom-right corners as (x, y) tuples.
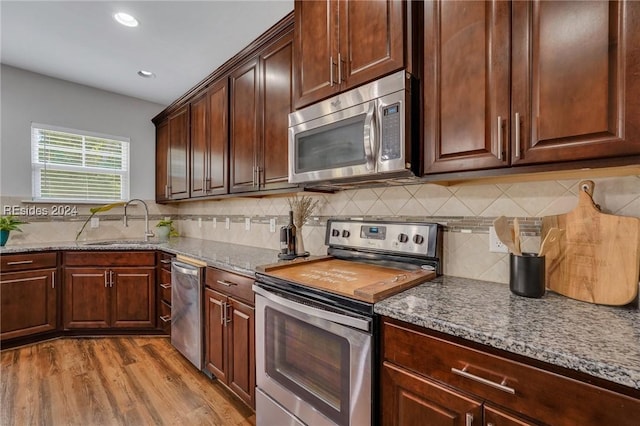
(363, 101), (377, 171)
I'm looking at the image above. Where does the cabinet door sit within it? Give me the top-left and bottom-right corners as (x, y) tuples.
(293, 0), (339, 109)
(511, 0), (640, 164)
(484, 404), (540, 426)
(0, 269), (57, 341)
(261, 31), (296, 191)
(230, 57), (260, 193)
(340, 0), (404, 90)
(168, 105), (190, 199)
(381, 361), (483, 426)
(64, 268), (110, 329)
(228, 298), (255, 408)
(190, 93), (208, 198)
(155, 120), (170, 202)
(111, 267), (155, 329)
(205, 288), (228, 382)
(206, 79), (229, 195)
(423, 0), (510, 174)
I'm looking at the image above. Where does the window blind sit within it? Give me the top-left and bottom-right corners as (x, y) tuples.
(31, 123), (130, 202)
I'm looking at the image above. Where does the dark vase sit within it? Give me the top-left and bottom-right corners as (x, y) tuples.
(0, 230), (9, 246)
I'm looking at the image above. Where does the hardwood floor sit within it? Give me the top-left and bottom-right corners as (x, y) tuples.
(0, 337), (256, 426)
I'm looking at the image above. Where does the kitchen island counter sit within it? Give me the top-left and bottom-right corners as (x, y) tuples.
(375, 275), (640, 391)
(0, 237), (279, 277)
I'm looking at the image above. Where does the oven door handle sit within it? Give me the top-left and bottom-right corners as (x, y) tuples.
(253, 285), (371, 332)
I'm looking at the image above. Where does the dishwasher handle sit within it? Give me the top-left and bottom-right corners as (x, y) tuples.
(172, 261), (200, 276)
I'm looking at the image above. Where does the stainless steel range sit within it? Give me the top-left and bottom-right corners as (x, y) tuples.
(254, 219), (443, 426)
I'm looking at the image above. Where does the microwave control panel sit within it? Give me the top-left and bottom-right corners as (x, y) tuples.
(381, 103), (401, 161)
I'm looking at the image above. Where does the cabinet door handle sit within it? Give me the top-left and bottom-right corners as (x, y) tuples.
(337, 52), (343, 83)
(7, 260), (33, 265)
(165, 184), (169, 199)
(465, 413), (473, 426)
(451, 366), (516, 394)
(159, 315), (171, 323)
(216, 280), (237, 287)
(221, 301), (227, 325)
(160, 283), (171, 289)
(514, 112), (521, 158)
(109, 270), (114, 287)
(104, 271), (109, 287)
(496, 116), (503, 160)
(330, 55), (335, 86)
(225, 303), (232, 324)
(51, 271), (56, 289)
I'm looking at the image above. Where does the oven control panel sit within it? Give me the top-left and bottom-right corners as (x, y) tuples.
(326, 219), (441, 258)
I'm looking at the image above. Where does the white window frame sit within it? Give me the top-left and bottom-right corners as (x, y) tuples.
(31, 123), (130, 203)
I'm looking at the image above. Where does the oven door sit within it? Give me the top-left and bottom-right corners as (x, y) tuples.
(288, 100), (377, 184)
(254, 285), (372, 426)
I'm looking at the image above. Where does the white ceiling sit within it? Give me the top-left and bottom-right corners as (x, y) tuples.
(1, 0), (294, 106)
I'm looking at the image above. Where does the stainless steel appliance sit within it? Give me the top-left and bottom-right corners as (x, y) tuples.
(288, 71), (418, 187)
(171, 259), (204, 370)
(254, 219), (442, 426)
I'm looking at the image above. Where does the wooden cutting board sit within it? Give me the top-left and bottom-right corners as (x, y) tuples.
(541, 181), (640, 305)
(258, 257), (436, 303)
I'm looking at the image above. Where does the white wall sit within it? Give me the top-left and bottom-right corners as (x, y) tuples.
(0, 64), (165, 198)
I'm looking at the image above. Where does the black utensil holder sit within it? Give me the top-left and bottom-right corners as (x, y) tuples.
(509, 253), (545, 298)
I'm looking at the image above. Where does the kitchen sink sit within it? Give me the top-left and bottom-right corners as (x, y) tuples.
(82, 240), (164, 246)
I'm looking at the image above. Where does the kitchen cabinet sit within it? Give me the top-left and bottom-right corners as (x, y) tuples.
(230, 29), (295, 194)
(190, 80), (229, 197)
(204, 267), (255, 408)
(156, 105), (190, 201)
(157, 251), (174, 335)
(0, 252), (58, 342)
(293, 0), (406, 109)
(423, 0), (640, 174)
(381, 317), (640, 426)
(63, 251), (156, 330)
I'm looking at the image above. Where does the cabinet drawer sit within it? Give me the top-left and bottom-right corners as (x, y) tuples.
(205, 267), (254, 304)
(159, 300), (171, 334)
(158, 268), (172, 303)
(383, 320), (640, 426)
(1, 252), (57, 272)
(64, 251), (156, 267)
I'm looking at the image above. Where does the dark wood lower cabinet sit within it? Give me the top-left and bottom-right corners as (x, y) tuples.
(204, 267), (255, 408)
(381, 317), (640, 426)
(0, 268), (58, 341)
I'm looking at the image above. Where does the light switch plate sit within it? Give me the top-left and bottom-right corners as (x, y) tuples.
(213, 217), (217, 228)
(225, 217), (230, 230)
(245, 217), (251, 231)
(198, 217), (202, 228)
(90, 217), (99, 228)
(269, 218), (276, 233)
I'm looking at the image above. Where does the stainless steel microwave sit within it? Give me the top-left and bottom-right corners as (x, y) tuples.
(288, 70), (417, 186)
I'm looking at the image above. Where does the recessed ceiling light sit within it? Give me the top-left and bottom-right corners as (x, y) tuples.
(138, 70), (156, 78)
(114, 12), (139, 28)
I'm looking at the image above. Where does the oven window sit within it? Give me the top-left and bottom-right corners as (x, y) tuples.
(295, 113), (367, 173)
(265, 307), (350, 426)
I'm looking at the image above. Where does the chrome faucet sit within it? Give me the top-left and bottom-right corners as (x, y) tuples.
(123, 199), (154, 242)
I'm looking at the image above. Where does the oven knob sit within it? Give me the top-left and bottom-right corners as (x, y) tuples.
(413, 234), (424, 245)
(398, 233), (409, 243)
(331, 229), (340, 237)
(342, 230), (351, 238)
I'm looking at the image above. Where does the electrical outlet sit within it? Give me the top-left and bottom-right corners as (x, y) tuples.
(245, 217), (251, 231)
(213, 217), (217, 228)
(489, 226), (508, 253)
(90, 217), (99, 228)
(198, 217), (202, 228)
(225, 217), (230, 230)
(269, 218), (276, 233)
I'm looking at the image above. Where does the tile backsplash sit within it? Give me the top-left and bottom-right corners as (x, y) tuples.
(3, 175), (639, 284)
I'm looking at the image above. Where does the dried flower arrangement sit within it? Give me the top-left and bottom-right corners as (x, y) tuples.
(287, 195), (320, 229)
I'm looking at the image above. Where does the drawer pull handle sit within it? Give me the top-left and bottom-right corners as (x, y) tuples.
(451, 366), (516, 395)
(465, 413), (473, 426)
(216, 280), (237, 287)
(160, 283), (171, 289)
(7, 260), (34, 265)
(159, 315), (171, 323)
(160, 259), (172, 264)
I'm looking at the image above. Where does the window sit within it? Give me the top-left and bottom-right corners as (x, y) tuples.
(31, 123), (130, 202)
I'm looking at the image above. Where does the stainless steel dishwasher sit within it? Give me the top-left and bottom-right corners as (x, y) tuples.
(171, 259), (204, 370)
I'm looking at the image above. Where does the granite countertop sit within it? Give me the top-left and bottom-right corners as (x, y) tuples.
(375, 275), (640, 391)
(0, 237), (280, 277)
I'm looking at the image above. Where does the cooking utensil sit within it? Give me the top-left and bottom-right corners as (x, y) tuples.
(493, 216), (521, 255)
(513, 217), (522, 255)
(538, 228), (564, 258)
(541, 180), (640, 305)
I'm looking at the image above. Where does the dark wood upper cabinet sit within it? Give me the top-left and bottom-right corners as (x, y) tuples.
(155, 120), (170, 202)
(293, 0), (407, 109)
(190, 92), (208, 198)
(424, 0), (640, 174)
(168, 105), (190, 199)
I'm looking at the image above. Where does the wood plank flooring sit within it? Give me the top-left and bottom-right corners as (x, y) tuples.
(0, 337), (255, 426)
